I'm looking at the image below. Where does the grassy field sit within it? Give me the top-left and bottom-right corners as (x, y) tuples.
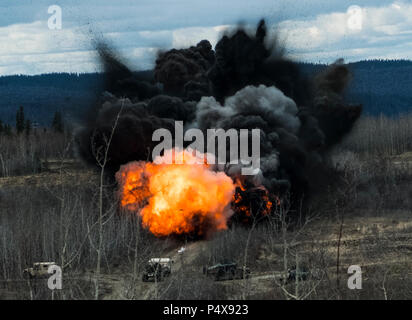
(0, 114), (411, 300)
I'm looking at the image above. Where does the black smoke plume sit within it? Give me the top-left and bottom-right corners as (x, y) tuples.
(155, 40), (215, 100)
(75, 19), (362, 220)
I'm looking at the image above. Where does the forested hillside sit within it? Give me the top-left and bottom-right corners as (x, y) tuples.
(0, 73), (103, 126)
(0, 60), (411, 126)
(346, 60), (412, 115)
(299, 60), (412, 116)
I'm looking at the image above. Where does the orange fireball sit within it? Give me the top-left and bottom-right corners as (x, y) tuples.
(116, 149), (235, 236)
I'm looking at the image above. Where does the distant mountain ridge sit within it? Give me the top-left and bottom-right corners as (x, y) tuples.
(301, 60), (412, 116)
(0, 60), (411, 126)
(346, 60), (412, 116)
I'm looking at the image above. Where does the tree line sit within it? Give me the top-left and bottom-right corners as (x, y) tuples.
(0, 106), (64, 136)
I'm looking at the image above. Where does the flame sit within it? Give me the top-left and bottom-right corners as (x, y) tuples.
(232, 179), (280, 218)
(116, 149), (235, 236)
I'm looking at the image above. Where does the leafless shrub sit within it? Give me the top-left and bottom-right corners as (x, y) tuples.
(0, 129), (70, 177)
(340, 113), (412, 156)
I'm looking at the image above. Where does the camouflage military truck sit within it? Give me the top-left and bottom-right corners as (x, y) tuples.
(204, 263), (250, 281)
(23, 262), (56, 279)
(142, 258), (172, 282)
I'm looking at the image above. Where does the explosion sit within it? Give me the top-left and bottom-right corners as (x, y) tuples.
(116, 149), (235, 236)
(76, 19), (362, 237)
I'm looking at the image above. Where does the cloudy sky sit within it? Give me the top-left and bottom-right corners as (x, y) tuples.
(1, 0), (412, 75)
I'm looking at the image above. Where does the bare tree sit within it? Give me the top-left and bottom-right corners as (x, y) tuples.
(91, 99), (124, 300)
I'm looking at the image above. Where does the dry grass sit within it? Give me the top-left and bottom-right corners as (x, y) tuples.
(0, 114), (412, 299)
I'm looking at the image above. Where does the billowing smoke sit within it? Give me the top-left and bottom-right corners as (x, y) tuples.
(208, 20), (310, 105)
(196, 84), (303, 196)
(154, 40), (215, 100)
(75, 19), (361, 230)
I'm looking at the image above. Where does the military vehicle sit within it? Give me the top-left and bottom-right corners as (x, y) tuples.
(204, 263), (250, 281)
(23, 262), (56, 279)
(142, 258), (172, 282)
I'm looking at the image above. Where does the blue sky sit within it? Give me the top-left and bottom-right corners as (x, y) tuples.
(1, 0), (412, 75)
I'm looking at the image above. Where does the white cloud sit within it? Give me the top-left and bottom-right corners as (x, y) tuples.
(1, 1), (412, 75)
(172, 25), (230, 48)
(0, 20), (232, 75)
(0, 20), (98, 74)
(0, 19), (165, 74)
(0, 21), (92, 55)
(278, 1), (412, 62)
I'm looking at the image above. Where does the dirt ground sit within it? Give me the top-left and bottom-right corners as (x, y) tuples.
(1, 156), (411, 299)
